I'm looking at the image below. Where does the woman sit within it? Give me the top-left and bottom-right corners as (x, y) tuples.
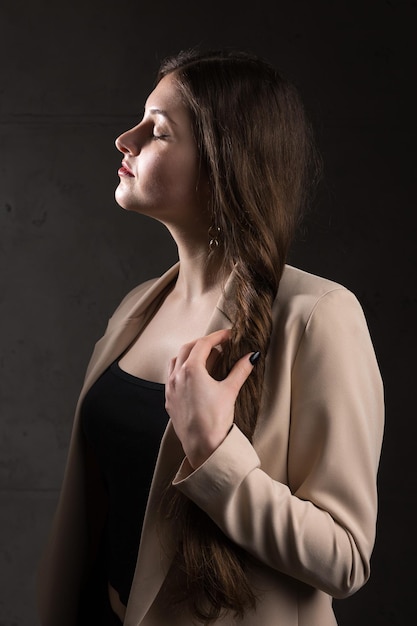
(37, 49), (384, 626)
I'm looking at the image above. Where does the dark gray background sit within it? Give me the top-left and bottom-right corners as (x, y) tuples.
(0, 1), (415, 624)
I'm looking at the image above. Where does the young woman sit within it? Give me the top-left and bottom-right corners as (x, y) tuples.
(37, 49), (384, 626)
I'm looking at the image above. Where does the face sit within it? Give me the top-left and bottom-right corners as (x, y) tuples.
(115, 73), (209, 232)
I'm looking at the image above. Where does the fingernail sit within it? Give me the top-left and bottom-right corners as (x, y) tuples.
(249, 351), (261, 365)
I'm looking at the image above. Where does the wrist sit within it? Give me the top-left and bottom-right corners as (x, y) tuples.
(185, 428), (230, 469)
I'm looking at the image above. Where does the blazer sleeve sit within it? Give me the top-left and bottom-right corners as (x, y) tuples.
(172, 288), (384, 599)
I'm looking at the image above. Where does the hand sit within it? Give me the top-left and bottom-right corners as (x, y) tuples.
(165, 329), (257, 469)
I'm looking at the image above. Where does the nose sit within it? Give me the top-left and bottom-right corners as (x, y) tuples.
(115, 125), (142, 155)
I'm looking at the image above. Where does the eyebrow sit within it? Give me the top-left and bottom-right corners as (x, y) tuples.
(147, 107), (177, 124)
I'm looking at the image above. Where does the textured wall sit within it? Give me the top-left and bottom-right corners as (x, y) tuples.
(0, 1), (414, 624)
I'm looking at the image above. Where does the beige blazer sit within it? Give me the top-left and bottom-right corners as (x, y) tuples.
(37, 264), (384, 626)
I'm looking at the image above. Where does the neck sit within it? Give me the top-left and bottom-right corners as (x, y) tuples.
(175, 248), (227, 301)
(169, 230), (230, 301)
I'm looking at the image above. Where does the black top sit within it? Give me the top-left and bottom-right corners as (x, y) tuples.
(80, 360), (169, 606)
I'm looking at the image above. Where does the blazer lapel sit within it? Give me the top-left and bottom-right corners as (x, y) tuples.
(125, 267), (236, 625)
(78, 264), (181, 406)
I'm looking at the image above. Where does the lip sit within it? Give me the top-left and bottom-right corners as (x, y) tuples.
(118, 161), (135, 177)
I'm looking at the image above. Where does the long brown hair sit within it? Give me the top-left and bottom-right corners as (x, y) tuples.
(158, 49), (321, 623)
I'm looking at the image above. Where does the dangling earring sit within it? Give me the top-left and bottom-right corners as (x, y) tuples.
(208, 225), (221, 251)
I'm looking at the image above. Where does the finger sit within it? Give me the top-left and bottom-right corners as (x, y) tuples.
(187, 328), (232, 365)
(205, 345), (224, 375)
(174, 339), (199, 366)
(225, 352), (259, 393)
(167, 356), (177, 378)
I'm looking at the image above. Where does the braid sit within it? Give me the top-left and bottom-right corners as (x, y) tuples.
(165, 256), (280, 623)
(225, 262), (278, 441)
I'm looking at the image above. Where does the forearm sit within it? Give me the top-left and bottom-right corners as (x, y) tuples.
(173, 425), (370, 598)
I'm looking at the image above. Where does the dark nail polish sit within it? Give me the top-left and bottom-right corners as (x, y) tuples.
(249, 351), (261, 365)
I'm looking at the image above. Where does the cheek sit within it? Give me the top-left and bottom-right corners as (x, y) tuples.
(139, 153), (169, 195)
(145, 152), (201, 202)
(172, 152), (203, 195)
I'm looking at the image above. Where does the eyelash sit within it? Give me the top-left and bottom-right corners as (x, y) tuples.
(152, 133), (169, 140)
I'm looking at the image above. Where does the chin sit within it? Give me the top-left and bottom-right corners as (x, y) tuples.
(115, 188), (135, 212)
